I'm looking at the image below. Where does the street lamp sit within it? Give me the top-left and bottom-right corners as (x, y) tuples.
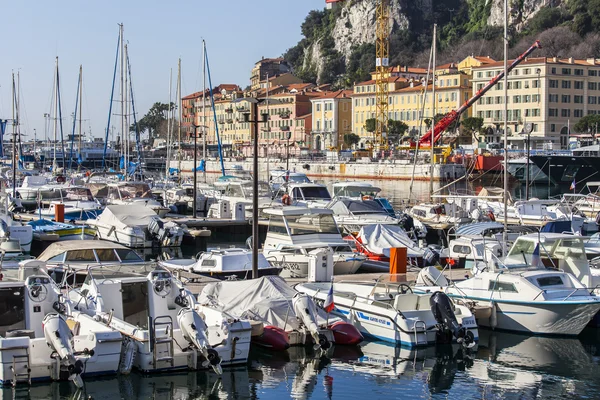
(241, 98), (268, 279)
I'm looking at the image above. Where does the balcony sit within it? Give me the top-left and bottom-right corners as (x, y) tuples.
(281, 126), (290, 132)
(225, 107), (233, 113)
(226, 118), (234, 124)
(279, 110), (291, 119)
(261, 127), (272, 132)
(236, 106), (248, 112)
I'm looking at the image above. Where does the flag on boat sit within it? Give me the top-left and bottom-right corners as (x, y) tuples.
(324, 279), (335, 313)
(531, 243), (542, 267)
(570, 179), (576, 190)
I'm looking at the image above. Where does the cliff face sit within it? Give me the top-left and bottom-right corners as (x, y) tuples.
(290, 0), (554, 85)
(487, 0), (549, 30)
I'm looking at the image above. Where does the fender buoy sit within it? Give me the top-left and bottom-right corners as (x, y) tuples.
(281, 194), (292, 206)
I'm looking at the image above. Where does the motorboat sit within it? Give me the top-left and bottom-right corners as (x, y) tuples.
(36, 240), (148, 284)
(327, 198), (401, 233)
(102, 182), (170, 217)
(408, 203), (472, 230)
(415, 233), (600, 335)
(347, 224), (427, 265)
(28, 219), (96, 243)
(331, 181), (382, 200)
(87, 205), (184, 248)
(440, 235), (504, 270)
(216, 180), (275, 219)
(0, 270), (122, 386)
(69, 267), (252, 374)
(31, 186), (103, 221)
(0, 196), (33, 253)
(163, 184), (212, 216)
(295, 277), (478, 348)
(287, 183), (332, 208)
(269, 169), (311, 194)
(198, 276), (363, 351)
(262, 207), (365, 278)
(159, 248), (282, 279)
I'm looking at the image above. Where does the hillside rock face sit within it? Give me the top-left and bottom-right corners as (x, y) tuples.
(487, 0), (549, 30)
(331, 0), (410, 59)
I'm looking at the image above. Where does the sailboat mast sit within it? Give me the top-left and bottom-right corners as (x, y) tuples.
(503, 0), (509, 243)
(166, 69), (173, 180)
(120, 23), (125, 177)
(53, 58), (59, 174)
(78, 65), (83, 170)
(429, 24), (437, 201)
(11, 72), (16, 197)
(202, 41), (207, 183)
(177, 58), (182, 178)
(124, 43), (129, 179)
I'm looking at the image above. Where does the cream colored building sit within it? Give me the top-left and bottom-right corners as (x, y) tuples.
(310, 90), (353, 151)
(472, 57), (600, 149)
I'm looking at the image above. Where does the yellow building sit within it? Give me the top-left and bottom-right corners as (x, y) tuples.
(472, 57), (600, 149)
(351, 72), (472, 147)
(310, 90), (354, 151)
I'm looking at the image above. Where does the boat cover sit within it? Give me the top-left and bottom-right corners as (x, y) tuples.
(357, 224), (423, 258)
(93, 205), (158, 230)
(198, 276), (336, 330)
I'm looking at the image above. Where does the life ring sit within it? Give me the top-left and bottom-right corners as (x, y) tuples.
(56, 175), (66, 183)
(281, 194), (292, 206)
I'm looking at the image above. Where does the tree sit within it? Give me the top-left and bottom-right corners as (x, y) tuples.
(574, 114), (600, 133)
(343, 133), (360, 149)
(387, 120), (409, 140)
(132, 102), (176, 139)
(461, 117), (484, 135)
(364, 118), (376, 133)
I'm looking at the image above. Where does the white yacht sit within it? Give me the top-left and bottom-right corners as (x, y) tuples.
(331, 181), (382, 200)
(288, 183), (332, 208)
(69, 267), (252, 374)
(408, 203), (472, 230)
(415, 233), (600, 335)
(327, 198), (401, 233)
(104, 182), (170, 217)
(163, 184), (212, 216)
(87, 205), (184, 248)
(262, 207), (365, 278)
(295, 277), (478, 348)
(159, 248), (281, 279)
(216, 180), (275, 219)
(0, 270), (122, 386)
(269, 170), (311, 193)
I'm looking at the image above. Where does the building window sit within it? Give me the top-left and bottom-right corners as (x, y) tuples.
(533, 79), (540, 88)
(316, 104), (321, 111)
(533, 94), (540, 102)
(588, 96), (597, 104)
(477, 72), (483, 78)
(551, 67), (557, 74)
(562, 68), (572, 75)
(561, 109), (571, 117)
(575, 109), (584, 117)
(575, 81), (584, 90)
(551, 124), (556, 132)
(589, 70), (598, 76)
(549, 108), (558, 117)
(575, 95), (584, 103)
(524, 68), (531, 75)
(549, 80), (558, 88)
(575, 69), (584, 76)
(562, 80), (571, 89)
(561, 95), (571, 103)
(513, 95), (521, 103)
(549, 94), (558, 102)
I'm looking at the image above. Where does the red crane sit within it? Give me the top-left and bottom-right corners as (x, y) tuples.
(417, 40), (542, 148)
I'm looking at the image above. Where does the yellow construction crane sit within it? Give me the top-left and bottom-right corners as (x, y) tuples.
(374, 0), (390, 153)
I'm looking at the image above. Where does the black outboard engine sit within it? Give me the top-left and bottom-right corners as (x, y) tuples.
(429, 292), (474, 347)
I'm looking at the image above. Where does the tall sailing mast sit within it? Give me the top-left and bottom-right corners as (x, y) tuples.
(202, 41), (207, 183)
(52, 58), (59, 174)
(429, 24), (437, 201)
(166, 69), (173, 180)
(177, 58), (182, 178)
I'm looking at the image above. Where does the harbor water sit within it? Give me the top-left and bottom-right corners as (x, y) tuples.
(7, 329), (600, 399)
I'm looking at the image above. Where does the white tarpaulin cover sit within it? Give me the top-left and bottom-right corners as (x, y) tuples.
(357, 224), (424, 258)
(94, 205), (158, 230)
(197, 276), (336, 330)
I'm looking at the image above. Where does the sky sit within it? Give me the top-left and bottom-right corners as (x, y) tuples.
(0, 0), (324, 142)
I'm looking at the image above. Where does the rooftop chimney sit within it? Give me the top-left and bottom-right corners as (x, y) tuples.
(568, 57), (574, 64)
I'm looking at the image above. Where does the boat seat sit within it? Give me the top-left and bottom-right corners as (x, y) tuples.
(393, 294), (421, 312)
(5, 330), (35, 339)
(372, 292), (394, 303)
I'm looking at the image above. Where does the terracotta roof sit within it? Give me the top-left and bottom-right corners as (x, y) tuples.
(436, 62), (458, 70)
(182, 90), (208, 100)
(218, 84), (240, 91)
(311, 89), (353, 99)
(255, 57), (285, 65)
(473, 56), (496, 64)
(473, 57), (600, 69)
(287, 83), (315, 91)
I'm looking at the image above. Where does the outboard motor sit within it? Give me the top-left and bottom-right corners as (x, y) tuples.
(42, 313), (84, 388)
(177, 308), (222, 375)
(292, 293), (331, 350)
(429, 292), (475, 348)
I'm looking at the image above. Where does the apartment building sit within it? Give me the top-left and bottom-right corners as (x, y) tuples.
(250, 57), (293, 90)
(310, 90), (353, 151)
(472, 57), (600, 149)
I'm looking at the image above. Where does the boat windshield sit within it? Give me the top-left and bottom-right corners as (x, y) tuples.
(284, 214), (339, 236)
(300, 186), (331, 200)
(119, 183), (153, 199)
(243, 182), (272, 198)
(61, 187), (94, 202)
(345, 200), (387, 215)
(334, 186), (379, 198)
(505, 237), (587, 268)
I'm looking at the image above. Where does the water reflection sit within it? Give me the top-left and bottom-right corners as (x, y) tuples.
(5, 332), (600, 400)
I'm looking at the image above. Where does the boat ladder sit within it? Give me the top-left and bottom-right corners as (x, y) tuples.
(413, 320), (428, 346)
(10, 350), (31, 385)
(152, 316), (175, 369)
